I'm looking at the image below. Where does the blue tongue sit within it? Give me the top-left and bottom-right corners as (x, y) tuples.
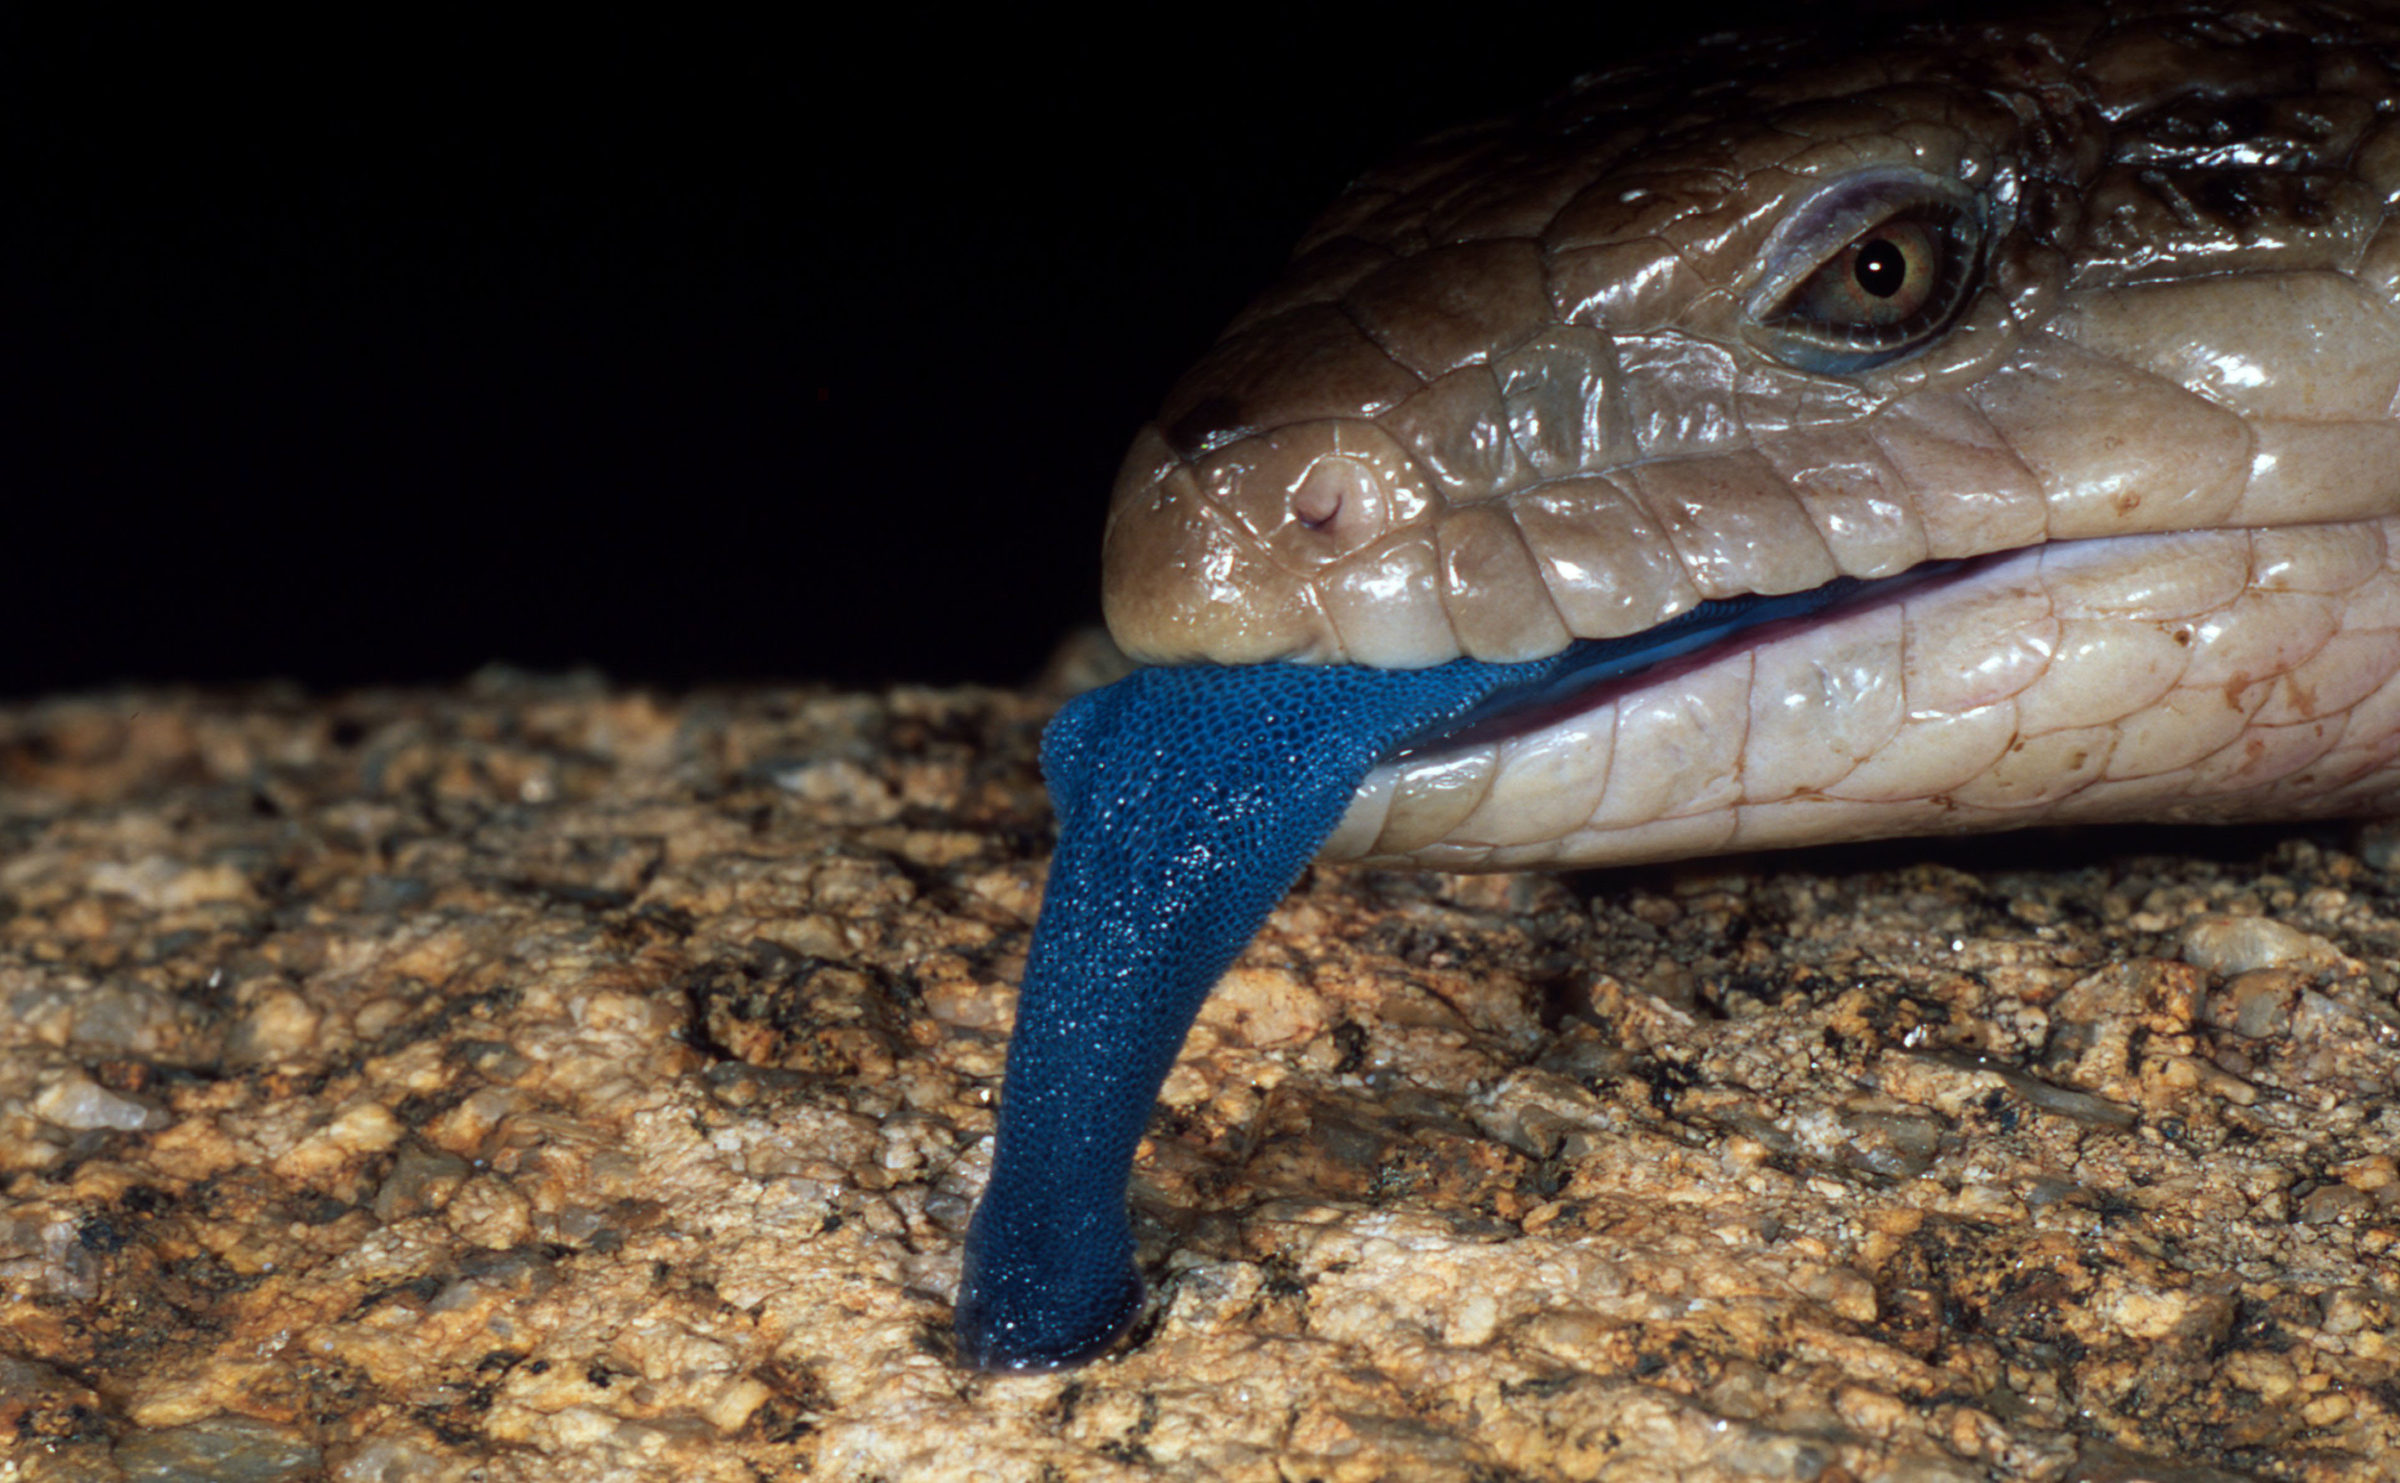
(954, 578), (1879, 1370)
(953, 652), (1573, 1369)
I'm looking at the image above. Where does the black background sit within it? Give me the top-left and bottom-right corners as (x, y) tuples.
(3, 7), (1830, 699)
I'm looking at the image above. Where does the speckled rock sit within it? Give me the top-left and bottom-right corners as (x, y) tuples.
(1, 671), (2396, 1482)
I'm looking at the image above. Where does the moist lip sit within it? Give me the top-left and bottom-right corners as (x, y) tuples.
(1388, 551), (2015, 762)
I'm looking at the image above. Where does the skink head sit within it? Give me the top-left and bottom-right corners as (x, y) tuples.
(1101, 3), (2400, 668)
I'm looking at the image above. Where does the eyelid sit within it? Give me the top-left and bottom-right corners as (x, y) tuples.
(1743, 166), (1990, 375)
(1744, 167), (1983, 320)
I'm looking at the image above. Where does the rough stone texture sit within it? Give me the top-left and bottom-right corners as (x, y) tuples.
(1, 668), (2396, 1482)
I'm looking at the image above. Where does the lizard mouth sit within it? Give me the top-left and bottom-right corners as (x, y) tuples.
(1385, 554), (1997, 762)
(1324, 519), (2400, 871)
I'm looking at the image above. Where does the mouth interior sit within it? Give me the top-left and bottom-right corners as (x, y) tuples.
(1388, 554), (1996, 762)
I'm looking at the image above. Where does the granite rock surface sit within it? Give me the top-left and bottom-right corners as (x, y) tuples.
(0, 669), (2396, 1482)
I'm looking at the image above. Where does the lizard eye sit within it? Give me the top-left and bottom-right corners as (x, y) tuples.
(1749, 171), (1987, 374)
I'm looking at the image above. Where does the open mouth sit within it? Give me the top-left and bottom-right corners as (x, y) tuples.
(1325, 518), (2400, 870)
(1386, 554), (1996, 762)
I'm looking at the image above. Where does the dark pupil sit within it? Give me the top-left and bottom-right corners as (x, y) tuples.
(1853, 238), (1909, 299)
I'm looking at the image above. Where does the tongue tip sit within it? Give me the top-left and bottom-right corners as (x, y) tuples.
(955, 1262), (1145, 1373)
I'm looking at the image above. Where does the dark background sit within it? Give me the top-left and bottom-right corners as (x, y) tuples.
(1, 7), (1822, 699)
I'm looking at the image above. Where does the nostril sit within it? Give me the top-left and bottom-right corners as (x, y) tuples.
(1294, 456), (1372, 533)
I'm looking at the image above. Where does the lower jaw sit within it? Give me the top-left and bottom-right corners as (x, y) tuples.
(1326, 518), (2400, 870)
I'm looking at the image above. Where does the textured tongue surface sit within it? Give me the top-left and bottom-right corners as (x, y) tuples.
(954, 655), (1569, 1369)
(954, 579), (1877, 1370)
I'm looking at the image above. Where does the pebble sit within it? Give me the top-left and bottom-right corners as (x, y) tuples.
(33, 1071), (167, 1132)
(2177, 915), (2349, 977)
(2205, 969), (2303, 1039)
(114, 1417), (320, 1483)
